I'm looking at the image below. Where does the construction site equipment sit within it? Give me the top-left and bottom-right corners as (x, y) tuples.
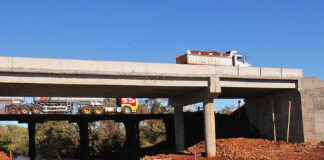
(2, 97), (138, 115)
(176, 50), (252, 67)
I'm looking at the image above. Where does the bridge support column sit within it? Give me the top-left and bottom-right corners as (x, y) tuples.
(174, 105), (185, 152)
(28, 122), (36, 160)
(203, 98), (216, 157)
(124, 119), (140, 150)
(163, 117), (175, 148)
(77, 121), (90, 160)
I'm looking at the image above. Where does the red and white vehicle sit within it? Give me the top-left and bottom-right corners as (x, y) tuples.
(1, 97), (138, 115)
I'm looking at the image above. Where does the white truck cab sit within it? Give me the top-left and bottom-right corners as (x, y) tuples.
(229, 51), (252, 67)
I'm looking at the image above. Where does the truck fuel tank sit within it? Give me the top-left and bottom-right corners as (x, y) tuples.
(0, 97), (25, 104)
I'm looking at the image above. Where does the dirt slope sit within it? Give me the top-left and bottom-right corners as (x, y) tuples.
(142, 138), (324, 160)
(0, 151), (9, 160)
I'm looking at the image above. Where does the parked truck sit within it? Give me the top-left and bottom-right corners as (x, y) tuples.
(176, 50), (252, 67)
(2, 97), (138, 115)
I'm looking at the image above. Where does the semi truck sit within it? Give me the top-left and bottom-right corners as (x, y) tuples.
(176, 50), (252, 67)
(1, 97), (138, 115)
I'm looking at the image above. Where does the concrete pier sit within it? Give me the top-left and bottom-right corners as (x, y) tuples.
(77, 121), (90, 160)
(174, 105), (185, 152)
(28, 122), (36, 160)
(124, 119), (140, 150)
(163, 117), (175, 148)
(203, 99), (216, 157)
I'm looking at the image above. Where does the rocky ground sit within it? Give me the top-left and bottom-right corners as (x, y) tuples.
(141, 138), (324, 160)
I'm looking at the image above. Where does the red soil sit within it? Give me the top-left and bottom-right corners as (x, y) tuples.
(0, 151), (9, 160)
(142, 138), (324, 160)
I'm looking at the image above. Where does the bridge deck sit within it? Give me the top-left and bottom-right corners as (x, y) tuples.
(0, 114), (173, 123)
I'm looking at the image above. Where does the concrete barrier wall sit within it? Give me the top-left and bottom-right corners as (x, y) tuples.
(261, 68), (282, 77)
(0, 57), (302, 79)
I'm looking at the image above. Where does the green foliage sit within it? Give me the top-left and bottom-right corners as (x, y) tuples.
(0, 124), (28, 156)
(138, 98), (168, 148)
(35, 121), (79, 158)
(140, 98), (171, 114)
(139, 119), (166, 148)
(89, 120), (126, 157)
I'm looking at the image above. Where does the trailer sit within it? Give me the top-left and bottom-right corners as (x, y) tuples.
(3, 97), (138, 115)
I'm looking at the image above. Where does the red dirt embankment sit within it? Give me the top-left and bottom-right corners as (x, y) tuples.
(142, 138), (324, 160)
(0, 151), (9, 160)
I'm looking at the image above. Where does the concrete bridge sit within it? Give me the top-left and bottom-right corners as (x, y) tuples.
(0, 56), (303, 159)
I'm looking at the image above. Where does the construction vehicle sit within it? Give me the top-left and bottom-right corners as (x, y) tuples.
(2, 97), (138, 115)
(176, 50), (252, 67)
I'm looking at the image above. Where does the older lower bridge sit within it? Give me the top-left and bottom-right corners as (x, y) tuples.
(0, 114), (175, 160)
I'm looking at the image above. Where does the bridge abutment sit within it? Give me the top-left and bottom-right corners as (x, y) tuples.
(244, 91), (304, 142)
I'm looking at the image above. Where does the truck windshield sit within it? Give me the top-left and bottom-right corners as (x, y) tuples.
(237, 56), (245, 63)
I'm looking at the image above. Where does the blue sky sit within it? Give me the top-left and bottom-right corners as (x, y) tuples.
(0, 0), (324, 125)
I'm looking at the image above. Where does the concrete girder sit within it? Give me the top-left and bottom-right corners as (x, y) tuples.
(169, 77), (221, 106)
(0, 72), (209, 88)
(220, 78), (298, 89)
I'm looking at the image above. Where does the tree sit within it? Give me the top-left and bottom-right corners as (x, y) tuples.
(138, 98), (168, 148)
(218, 105), (237, 114)
(35, 121), (79, 158)
(0, 124), (28, 156)
(89, 120), (126, 157)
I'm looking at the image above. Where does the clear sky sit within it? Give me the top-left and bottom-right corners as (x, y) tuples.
(0, 0), (323, 125)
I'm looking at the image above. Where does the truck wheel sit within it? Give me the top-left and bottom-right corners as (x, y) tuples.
(94, 107), (103, 114)
(32, 105), (41, 114)
(8, 105), (19, 114)
(81, 106), (92, 114)
(20, 105), (30, 114)
(122, 106), (132, 114)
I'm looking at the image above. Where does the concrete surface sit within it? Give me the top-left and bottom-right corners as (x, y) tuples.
(300, 77), (324, 142)
(245, 91), (304, 142)
(174, 106), (185, 152)
(203, 99), (216, 157)
(0, 56), (306, 158)
(244, 77), (324, 143)
(0, 56), (302, 106)
(0, 57), (302, 78)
